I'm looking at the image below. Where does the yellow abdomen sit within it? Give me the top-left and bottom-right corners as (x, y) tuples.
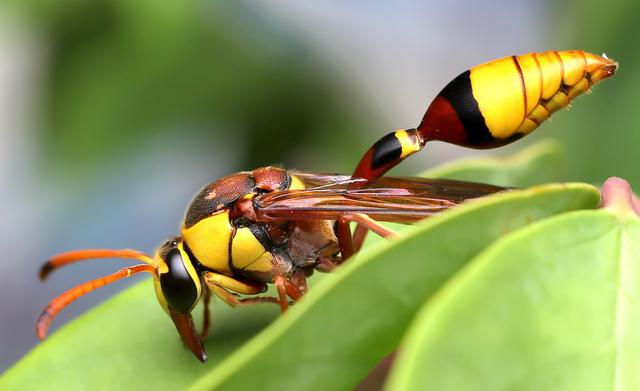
(470, 50), (617, 137)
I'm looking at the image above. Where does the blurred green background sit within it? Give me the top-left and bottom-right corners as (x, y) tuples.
(0, 0), (637, 372)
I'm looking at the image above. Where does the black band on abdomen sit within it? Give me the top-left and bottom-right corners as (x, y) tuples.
(438, 70), (494, 146)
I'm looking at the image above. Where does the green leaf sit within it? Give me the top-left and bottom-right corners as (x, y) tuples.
(0, 281), (280, 389)
(189, 183), (599, 390)
(421, 140), (563, 187)
(387, 205), (640, 390)
(0, 143), (596, 390)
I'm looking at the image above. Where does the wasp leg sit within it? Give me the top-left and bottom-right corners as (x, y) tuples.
(208, 285), (280, 307)
(204, 272), (268, 294)
(274, 275), (304, 313)
(201, 287), (212, 339)
(341, 213), (398, 239)
(353, 225), (369, 252)
(289, 269), (308, 295)
(203, 272), (279, 308)
(336, 221), (356, 261)
(337, 214), (399, 262)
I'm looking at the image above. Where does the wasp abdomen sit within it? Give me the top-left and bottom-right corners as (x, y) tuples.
(350, 50), (616, 185)
(512, 51), (616, 135)
(419, 50), (618, 148)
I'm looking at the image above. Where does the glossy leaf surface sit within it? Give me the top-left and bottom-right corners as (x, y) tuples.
(388, 202), (640, 390)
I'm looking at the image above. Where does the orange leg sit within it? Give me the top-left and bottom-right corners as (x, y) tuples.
(205, 269), (306, 314)
(204, 272), (268, 294)
(289, 269), (308, 295)
(336, 213), (399, 263)
(336, 221), (355, 261)
(274, 276), (304, 313)
(353, 224), (369, 251)
(341, 213), (398, 239)
(208, 285), (279, 308)
(203, 271), (279, 308)
(36, 264), (156, 339)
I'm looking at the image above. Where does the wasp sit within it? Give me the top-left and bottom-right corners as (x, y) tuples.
(36, 50), (617, 362)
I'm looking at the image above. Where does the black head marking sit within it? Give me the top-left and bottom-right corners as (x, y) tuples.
(159, 248), (199, 313)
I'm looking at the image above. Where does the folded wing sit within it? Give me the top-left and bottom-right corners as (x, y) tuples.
(254, 173), (506, 223)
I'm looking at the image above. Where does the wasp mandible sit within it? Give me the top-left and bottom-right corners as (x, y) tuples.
(37, 50), (617, 362)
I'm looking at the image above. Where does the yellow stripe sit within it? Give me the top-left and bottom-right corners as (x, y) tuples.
(181, 211), (232, 274)
(544, 91), (569, 113)
(395, 129), (420, 158)
(178, 242), (202, 300)
(204, 273), (266, 294)
(528, 105), (550, 125)
(289, 175), (305, 190)
(515, 54), (541, 114)
(537, 52), (562, 99)
(557, 51), (586, 86)
(231, 227), (268, 269)
(242, 252), (274, 273)
(516, 118), (538, 134)
(469, 57), (525, 139)
(567, 78), (589, 100)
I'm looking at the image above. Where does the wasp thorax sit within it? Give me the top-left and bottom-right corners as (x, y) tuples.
(179, 167), (299, 276)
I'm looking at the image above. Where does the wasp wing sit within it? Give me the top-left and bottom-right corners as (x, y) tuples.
(254, 173), (507, 223)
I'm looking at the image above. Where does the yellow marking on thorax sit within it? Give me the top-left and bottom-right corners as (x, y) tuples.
(395, 129), (420, 158)
(289, 175), (306, 190)
(470, 57), (525, 139)
(181, 211), (232, 274)
(231, 227), (273, 273)
(243, 252), (274, 273)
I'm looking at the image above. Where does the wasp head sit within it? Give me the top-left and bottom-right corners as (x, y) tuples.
(37, 237), (208, 363)
(153, 237), (207, 362)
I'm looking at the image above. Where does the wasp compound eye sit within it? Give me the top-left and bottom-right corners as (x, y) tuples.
(160, 248), (198, 313)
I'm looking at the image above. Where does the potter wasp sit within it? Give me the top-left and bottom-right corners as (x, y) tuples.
(37, 51), (617, 362)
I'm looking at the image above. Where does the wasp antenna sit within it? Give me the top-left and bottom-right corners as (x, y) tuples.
(36, 264), (156, 340)
(40, 249), (154, 281)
